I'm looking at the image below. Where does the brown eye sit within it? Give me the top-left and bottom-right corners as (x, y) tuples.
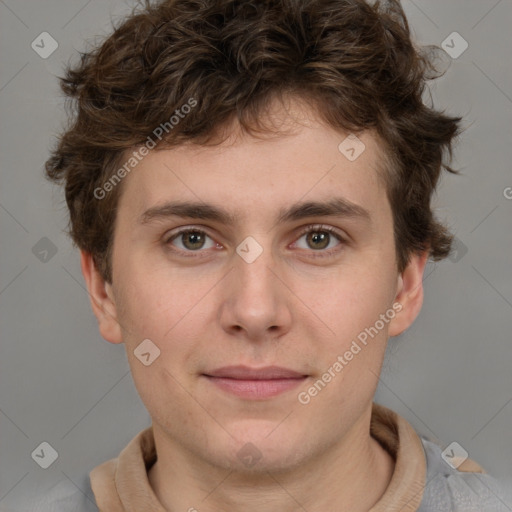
(294, 226), (343, 252)
(181, 231), (206, 250)
(305, 231), (331, 250)
(167, 229), (217, 251)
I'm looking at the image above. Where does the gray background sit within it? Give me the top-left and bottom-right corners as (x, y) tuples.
(1, 0), (511, 509)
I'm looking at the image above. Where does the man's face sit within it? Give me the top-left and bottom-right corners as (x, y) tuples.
(105, 101), (407, 472)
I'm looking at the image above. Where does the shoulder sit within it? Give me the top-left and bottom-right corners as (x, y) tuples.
(417, 438), (511, 512)
(1, 477), (98, 512)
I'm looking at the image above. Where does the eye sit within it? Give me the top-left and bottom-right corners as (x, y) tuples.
(164, 224), (346, 258)
(166, 228), (219, 252)
(293, 225), (345, 254)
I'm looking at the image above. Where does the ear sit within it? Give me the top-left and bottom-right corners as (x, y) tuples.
(388, 250), (429, 337)
(80, 250), (123, 344)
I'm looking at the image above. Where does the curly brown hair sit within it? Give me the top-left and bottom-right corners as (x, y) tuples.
(45, 0), (461, 283)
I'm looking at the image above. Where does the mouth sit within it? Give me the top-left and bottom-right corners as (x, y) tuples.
(202, 365), (309, 399)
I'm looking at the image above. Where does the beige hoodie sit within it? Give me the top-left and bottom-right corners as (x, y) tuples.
(90, 403), (485, 511)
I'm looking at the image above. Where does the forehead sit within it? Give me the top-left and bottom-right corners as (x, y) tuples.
(115, 103), (390, 227)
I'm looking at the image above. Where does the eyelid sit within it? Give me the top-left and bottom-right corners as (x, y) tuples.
(294, 223), (346, 241)
(163, 225), (217, 243)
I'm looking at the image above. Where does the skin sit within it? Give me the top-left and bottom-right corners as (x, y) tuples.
(82, 97), (428, 511)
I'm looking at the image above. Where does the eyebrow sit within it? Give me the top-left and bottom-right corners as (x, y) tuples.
(139, 197), (371, 226)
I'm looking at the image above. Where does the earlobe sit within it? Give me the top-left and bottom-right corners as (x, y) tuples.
(80, 251), (124, 344)
(388, 251), (429, 337)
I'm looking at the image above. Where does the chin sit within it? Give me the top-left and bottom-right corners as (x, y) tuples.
(217, 421), (311, 473)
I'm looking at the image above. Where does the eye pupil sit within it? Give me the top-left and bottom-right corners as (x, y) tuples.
(307, 231), (330, 250)
(183, 231), (205, 250)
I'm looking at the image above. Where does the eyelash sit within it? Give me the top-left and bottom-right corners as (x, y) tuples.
(164, 224), (347, 259)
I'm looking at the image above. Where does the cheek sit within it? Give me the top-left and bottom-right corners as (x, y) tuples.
(114, 268), (210, 417)
(299, 263), (397, 348)
(295, 272), (394, 415)
(113, 263), (223, 381)
(114, 258), (204, 339)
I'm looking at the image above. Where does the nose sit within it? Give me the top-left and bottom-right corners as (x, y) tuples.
(218, 242), (292, 342)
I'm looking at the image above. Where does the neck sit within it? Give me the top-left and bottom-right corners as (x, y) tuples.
(148, 407), (394, 512)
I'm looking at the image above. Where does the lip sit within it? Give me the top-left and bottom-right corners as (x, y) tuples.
(203, 365), (308, 399)
(205, 365), (306, 379)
